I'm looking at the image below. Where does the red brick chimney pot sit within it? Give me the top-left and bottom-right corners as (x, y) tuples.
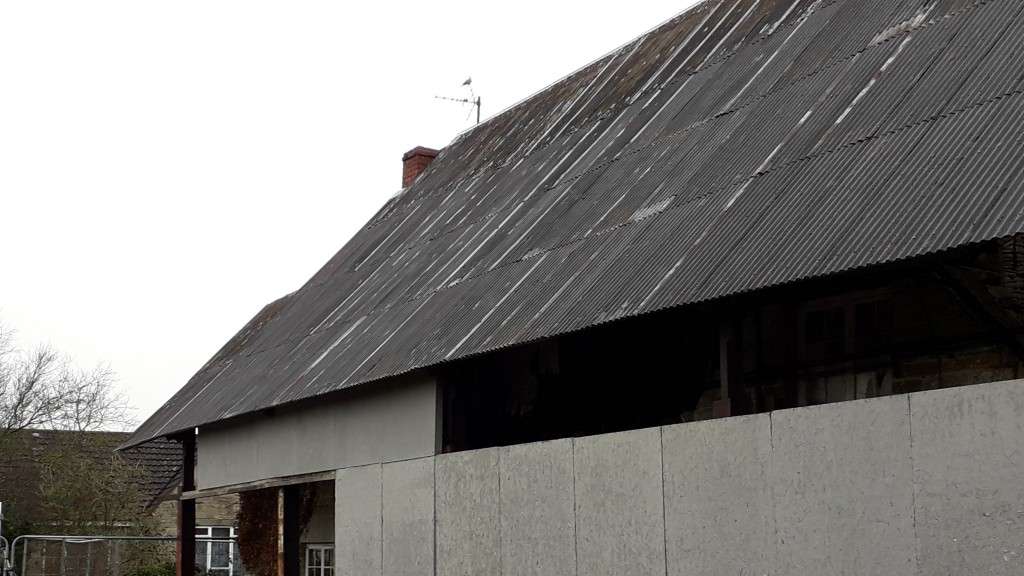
(402, 147), (439, 188)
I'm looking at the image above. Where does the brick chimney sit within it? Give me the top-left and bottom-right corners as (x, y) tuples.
(402, 146), (439, 188)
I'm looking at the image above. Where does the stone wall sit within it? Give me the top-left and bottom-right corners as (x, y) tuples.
(151, 494), (240, 534)
(334, 380), (1024, 576)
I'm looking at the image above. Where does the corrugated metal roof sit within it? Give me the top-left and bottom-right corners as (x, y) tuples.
(128, 0), (1024, 446)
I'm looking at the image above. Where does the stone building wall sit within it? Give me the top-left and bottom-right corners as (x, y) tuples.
(150, 493), (240, 534)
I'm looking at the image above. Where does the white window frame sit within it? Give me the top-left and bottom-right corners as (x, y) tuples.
(196, 526), (238, 576)
(305, 544), (334, 576)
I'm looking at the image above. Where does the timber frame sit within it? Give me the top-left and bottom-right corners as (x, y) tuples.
(174, 431), (196, 576)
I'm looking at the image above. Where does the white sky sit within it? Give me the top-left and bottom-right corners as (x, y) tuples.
(0, 1), (696, 425)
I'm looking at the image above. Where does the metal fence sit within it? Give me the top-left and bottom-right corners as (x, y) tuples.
(3, 535), (240, 576)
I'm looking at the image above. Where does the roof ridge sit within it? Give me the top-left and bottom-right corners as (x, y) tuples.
(447, 0), (728, 143)
(363, 0), (879, 233)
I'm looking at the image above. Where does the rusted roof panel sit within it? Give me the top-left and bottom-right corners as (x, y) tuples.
(129, 0), (1024, 446)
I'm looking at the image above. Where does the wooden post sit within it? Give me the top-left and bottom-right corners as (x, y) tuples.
(277, 486), (301, 576)
(277, 489), (284, 576)
(714, 318), (751, 418)
(176, 432), (196, 576)
(781, 302), (800, 409)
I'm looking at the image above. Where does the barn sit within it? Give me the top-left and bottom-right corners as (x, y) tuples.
(126, 1), (1024, 574)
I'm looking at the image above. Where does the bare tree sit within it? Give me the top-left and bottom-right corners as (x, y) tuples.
(1, 320), (141, 543)
(0, 321), (132, 447)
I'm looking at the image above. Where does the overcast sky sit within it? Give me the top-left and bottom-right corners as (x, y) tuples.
(1, 1), (696, 426)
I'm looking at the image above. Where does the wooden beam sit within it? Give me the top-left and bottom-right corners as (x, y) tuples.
(936, 265), (1024, 362)
(181, 470), (336, 500)
(781, 301), (800, 409)
(714, 319), (751, 418)
(176, 432), (196, 576)
(276, 489), (285, 576)
(277, 486), (301, 576)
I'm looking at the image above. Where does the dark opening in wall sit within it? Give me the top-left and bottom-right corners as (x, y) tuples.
(438, 307), (720, 453)
(437, 239), (1024, 454)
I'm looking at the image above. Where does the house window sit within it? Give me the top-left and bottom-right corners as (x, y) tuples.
(306, 545), (334, 576)
(195, 526), (239, 576)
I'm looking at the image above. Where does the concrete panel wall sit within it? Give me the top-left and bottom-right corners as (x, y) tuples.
(910, 380), (1024, 575)
(662, 414), (774, 576)
(573, 427), (666, 576)
(771, 395), (917, 576)
(435, 449), (500, 576)
(325, 380), (1023, 576)
(499, 439), (576, 576)
(197, 376), (437, 489)
(383, 458), (435, 576)
(335, 464), (382, 576)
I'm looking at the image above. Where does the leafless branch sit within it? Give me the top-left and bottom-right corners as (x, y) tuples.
(0, 321), (134, 447)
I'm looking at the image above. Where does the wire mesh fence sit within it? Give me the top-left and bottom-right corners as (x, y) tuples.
(4, 536), (242, 576)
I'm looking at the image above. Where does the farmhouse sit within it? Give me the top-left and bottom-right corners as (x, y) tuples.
(127, 0), (1024, 575)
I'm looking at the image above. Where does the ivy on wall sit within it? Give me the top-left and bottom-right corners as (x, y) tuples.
(238, 489), (279, 576)
(237, 486), (319, 576)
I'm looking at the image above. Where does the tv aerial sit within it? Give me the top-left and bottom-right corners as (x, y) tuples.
(435, 77), (482, 125)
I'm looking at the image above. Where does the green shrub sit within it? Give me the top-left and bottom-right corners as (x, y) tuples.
(124, 561), (176, 576)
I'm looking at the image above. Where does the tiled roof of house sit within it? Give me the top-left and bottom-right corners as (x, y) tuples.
(122, 434), (184, 508)
(129, 0), (1024, 446)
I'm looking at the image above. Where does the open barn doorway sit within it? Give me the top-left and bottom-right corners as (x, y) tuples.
(233, 481), (333, 576)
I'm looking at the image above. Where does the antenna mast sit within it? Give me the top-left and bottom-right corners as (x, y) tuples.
(435, 77), (482, 124)
(434, 95), (482, 124)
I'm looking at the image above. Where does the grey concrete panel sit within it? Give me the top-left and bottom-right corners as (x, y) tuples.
(335, 464), (382, 576)
(383, 457), (435, 576)
(573, 427), (666, 576)
(435, 449), (500, 576)
(198, 376), (437, 489)
(196, 421), (263, 489)
(500, 438), (576, 576)
(662, 414), (773, 576)
(771, 395), (916, 576)
(910, 380), (1024, 575)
